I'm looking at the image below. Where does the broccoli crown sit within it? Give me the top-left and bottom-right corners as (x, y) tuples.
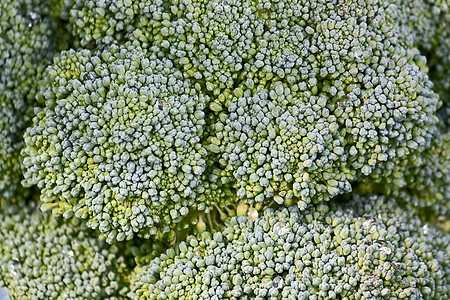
(0, 0), (58, 203)
(0, 202), (130, 299)
(197, 0), (440, 205)
(21, 43), (220, 243)
(0, 0), (449, 298)
(21, 0), (444, 242)
(130, 195), (449, 299)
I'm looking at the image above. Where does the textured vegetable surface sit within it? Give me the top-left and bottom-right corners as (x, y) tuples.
(0, 202), (130, 299)
(130, 196), (449, 299)
(22, 43), (214, 243)
(0, 0), (448, 298)
(0, 0), (58, 204)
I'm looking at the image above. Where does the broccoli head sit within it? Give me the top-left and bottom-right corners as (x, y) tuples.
(0, 0), (449, 298)
(22, 43), (217, 243)
(0, 0), (59, 204)
(21, 0), (444, 240)
(0, 202), (130, 299)
(130, 195), (449, 299)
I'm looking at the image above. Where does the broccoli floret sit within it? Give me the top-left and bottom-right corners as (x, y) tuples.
(146, 0), (440, 206)
(207, 84), (353, 206)
(61, 0), (167, 49)
(395, 0), (449, 127)
(190, 1), (438, 206)
(0, 0), (61, 204)
(0, 202), (130, 299)
(361, 132), (450, 228)
(21, 43), (223, 243)
(130, 195), (449, 299)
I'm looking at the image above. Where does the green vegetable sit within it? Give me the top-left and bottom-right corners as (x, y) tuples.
(0, 0), (59, 204)
(395, 0), (449, 127)
(361, 132), (450, 229)
(189, 0), (439, 206)
(0, 202), (130, 299)
(0, 0), (448, 298)
(130, 195), (449, 299)
(61, 0), (166, 49)
(22, 43), (218, 243)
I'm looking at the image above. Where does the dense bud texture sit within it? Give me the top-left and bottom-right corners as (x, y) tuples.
(208, 85), (352, 205)
(0, 203), (130, 299)
(19, 0), (447, 242)
(396, 0), (449, 127)
(0, 0), (58, 203)
(62, 0), (166, 49)
(197, 0), (440, 205)
(365, 132), (450, 223)
(130, 196), (450, 299)
(0, 0), (449, 298)
(22, 44), (212, 243)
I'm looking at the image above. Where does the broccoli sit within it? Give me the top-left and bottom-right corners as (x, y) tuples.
(395, 0), (449, 127)
(60, 0), (167, 49)
(0, 0), (60, 204)
(0, 202), (130, 299)
(195, 0), (440, 206)
(207, 84), (354, 206)
(361, 132), (450, 229)
(21, 43), (230, 243)
(130, 195), (449, 299)
(0, 0), (449, 298)
(22, 0), (442, 228)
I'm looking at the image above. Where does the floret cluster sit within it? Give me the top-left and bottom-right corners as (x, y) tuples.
(19, 0), (445, 243)
(22, 44), (212, 242)
(0, 0), (448, 299)
(0, 203), (130, 299)
(130, 196), (449, 299)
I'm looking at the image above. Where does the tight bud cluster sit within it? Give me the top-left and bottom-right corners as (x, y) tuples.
(130, 195), (449, 299)
(0, 203), (130, 299)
